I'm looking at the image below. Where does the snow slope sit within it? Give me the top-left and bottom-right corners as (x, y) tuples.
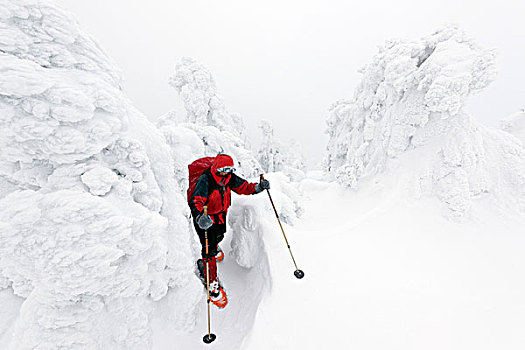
(244, 169), (525, 349)
(152, 160), (525, 349)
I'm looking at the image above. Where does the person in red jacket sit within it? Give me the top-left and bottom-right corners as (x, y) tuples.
(188, 154), (269, 308)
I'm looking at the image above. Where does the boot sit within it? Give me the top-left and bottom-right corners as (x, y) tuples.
(215, 246), (224, 262)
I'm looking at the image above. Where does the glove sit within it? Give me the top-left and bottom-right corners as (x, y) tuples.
(255, 179), (270, 193)
(197, 213), (213, 230)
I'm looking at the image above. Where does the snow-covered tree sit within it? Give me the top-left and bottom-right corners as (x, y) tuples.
(255, 120), (304, 220)
(257, 120), (306, 180)
(325, 26), (525, 217)
(287, 138), (307, 173)
(257, 119), (286, 173)
(168, 57), (249, 143)
(159, 57), (262, 181)
(0, 1), (200, 348)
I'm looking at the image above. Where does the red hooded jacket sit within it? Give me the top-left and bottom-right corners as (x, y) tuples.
(189, 154), (258, 224)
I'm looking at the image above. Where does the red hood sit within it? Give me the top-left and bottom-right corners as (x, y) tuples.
(211, 154), (234, 186)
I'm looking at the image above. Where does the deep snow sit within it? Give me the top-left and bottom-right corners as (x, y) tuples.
(244, 168), (525, 349)
(151, 163), (525, 349)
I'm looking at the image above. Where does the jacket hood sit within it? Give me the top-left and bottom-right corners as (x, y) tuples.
(211, 154), (234, 186)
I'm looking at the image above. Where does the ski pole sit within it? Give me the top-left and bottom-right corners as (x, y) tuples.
(260, 174), (304, 279)
(202, 206), (217, 344)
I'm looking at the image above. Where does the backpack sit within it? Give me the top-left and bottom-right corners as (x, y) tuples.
(187, 156), (215, 203)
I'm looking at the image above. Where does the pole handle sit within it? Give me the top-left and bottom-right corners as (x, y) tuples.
(260, 174), (265, 181)
(203, 206), (208, 216)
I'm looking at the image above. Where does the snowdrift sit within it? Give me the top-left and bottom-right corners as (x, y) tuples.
(325, 27), (525, 217)
(244, 174), (525, 350)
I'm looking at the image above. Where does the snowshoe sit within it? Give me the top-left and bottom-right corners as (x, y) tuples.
(208, 281), (228, 309)
(196, 258), (228, 308)
(215, 246), (224, 262)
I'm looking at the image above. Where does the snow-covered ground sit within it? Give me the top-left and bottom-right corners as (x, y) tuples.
(148, 163), (525, 349)
(244, 168), (525, 349)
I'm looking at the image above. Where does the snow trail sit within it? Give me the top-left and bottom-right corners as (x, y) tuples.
(244, 173), (525, 349)
(152, 205), (271, 349)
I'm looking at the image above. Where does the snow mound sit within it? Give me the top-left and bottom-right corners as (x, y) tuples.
(0, 1), (200, 348)
(230, 173), (304, 267)
(325, 26), (525, 217)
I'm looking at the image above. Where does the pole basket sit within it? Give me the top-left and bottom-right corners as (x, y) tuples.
(203, 333), (217, 344)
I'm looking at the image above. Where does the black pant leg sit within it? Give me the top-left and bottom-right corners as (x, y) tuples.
(193, 218), (227, 258)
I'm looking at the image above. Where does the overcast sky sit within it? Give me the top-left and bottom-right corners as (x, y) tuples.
(56, 0), (525, 168)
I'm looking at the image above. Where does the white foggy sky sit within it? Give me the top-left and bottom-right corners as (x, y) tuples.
(56, 0), (525, 168)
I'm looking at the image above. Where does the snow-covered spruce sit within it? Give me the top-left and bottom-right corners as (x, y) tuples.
(158, 57), (262, 181)
(168, 57), (249, 144)
(0, 1), (200, 348)
(257, 119), (307, 182)
(325, 26), (525, 217)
